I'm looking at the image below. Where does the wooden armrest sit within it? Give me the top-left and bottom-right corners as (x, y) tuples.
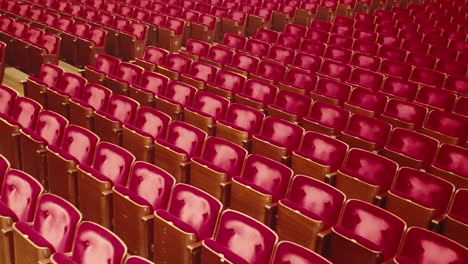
(102, 189), (114, 196)
(316, 228), (332, 254)
(324, 172), (337, 185)
(142, 214), (155, 222)
(187, 241), (203, 253)
(1, 226), (13, 235)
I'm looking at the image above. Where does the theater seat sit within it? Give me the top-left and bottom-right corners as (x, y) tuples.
(19, 110), (67, 187)
(271, 241), (332, 264)
(190, 137), (247, 205)
(184, 91), (229, 135)
(77, 142), (135, 228)
(135, 46), (169, 72)
(421, 110), (467, 145)
(46, 73), (86, 119)
(267, 89), (312, 123)
(121, 107), (171, 163)
(340, 114), (391, 152)
(12, 194), (81, 264)
(0, 96), (42, 169)
(46, 125), (99, 205)
(24, 63), (63, 108)
(393, 227), (467, 263)
(154, 121), (207, 183)
(386, 167), (454, 229)
(380, 99), (428, 130)
(325, 199), (406, 264)
(50, 221), (127, 264)
(112, 162), (175, 258)
(230, 154), (293, 226)
(303, 101), (350, 136)
(201, 210), (278, 264)
(0, 169), (44, 264)
(84, 54), (121, 85)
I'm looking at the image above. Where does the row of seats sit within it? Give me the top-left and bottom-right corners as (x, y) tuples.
(0, 0), (146, 63)
(0, 14), (60, 75)
(15, 58), (468, 241)
(0, 151), (341, 264)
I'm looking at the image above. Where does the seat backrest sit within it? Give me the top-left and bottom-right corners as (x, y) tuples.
(286, 175), (345, 228)
(31, 194), (81, 253)
(112, 17), (129, 31)
(56, 17), (73, 32)
(240, 154), (292, 202)
(213, 210), (277, 264)
(396, 227), (468, 263)
(137, 71), (169, 96)
(285, 23), (307, 38)
(242, 80), (277, 106)
(11, 97), (42, 130)
(126, 161), (175, 211)
(380, 76), (418, 101)
(0, 16), (13, 32)
(231, 53), (259, 72)
(273, 90), (311, 119)
(211, 70), (245, 93)
(206, 46), (234, 64)
(166, 184), (222, 240)
(282, 68), (317, 92)
(339, 199), (406, 261)
(245, 39), (270, 57)
(9, 21), (28, 38)
(164, 17), (184, 34)
(87, 28), (106, 47)
(277, 33), (301, 50)
(189, 62), (218, 83)
(0, 85), (18, 116)
(307, 101), (349, 132)
(165, 54), (192, 73)
(199, 137), (247, 179)
(94, 54), (120, 76)
(383, 99), (427, 128)
(58, 73), (86, 98)
(300, 131), (348, 170)
(197, 14), (216, 29)
(392, 167), (454, 217)
(60, 125), (99, 166)
(37, 63), (64, 89)
(444, 75), (468, 95)
(314, 78), (351, 103)
(91, 142), (135, 186)
(223, 103), (264, 135)
(34, 110), (68, 147)
(0, 169), (43, 222)
(191, 91), (229, 120)
(387, 128), (439, 166)
(163, 81), (197, 107)
(222, 33), (246, 50)
(41, 33), (60, 54)
(105, 94), (139, 124)
(71, 22), (90, 37)
(259, 117), (304, 153)
(425, 110), (467, 141)
(25, 27), (44, 45)
(319, 59), (351, 81)
(348, 87), (387, 114)
(291, 51), (322, 73)
(271, 241), (332, 264)
(114, 63), (143, 85)
(131, 107), (170, 140)
(70, 221), (127, 264)
(79, 83), (111, 111)
(186, 39), (210, 57)
(342, 148), (398, 192)
(433, 144), (468, 179)
(165, 121), (207, 158)
(127, 22), (147, 40)
(255, 28), (279, 44)
(142, 46), (168, 65)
